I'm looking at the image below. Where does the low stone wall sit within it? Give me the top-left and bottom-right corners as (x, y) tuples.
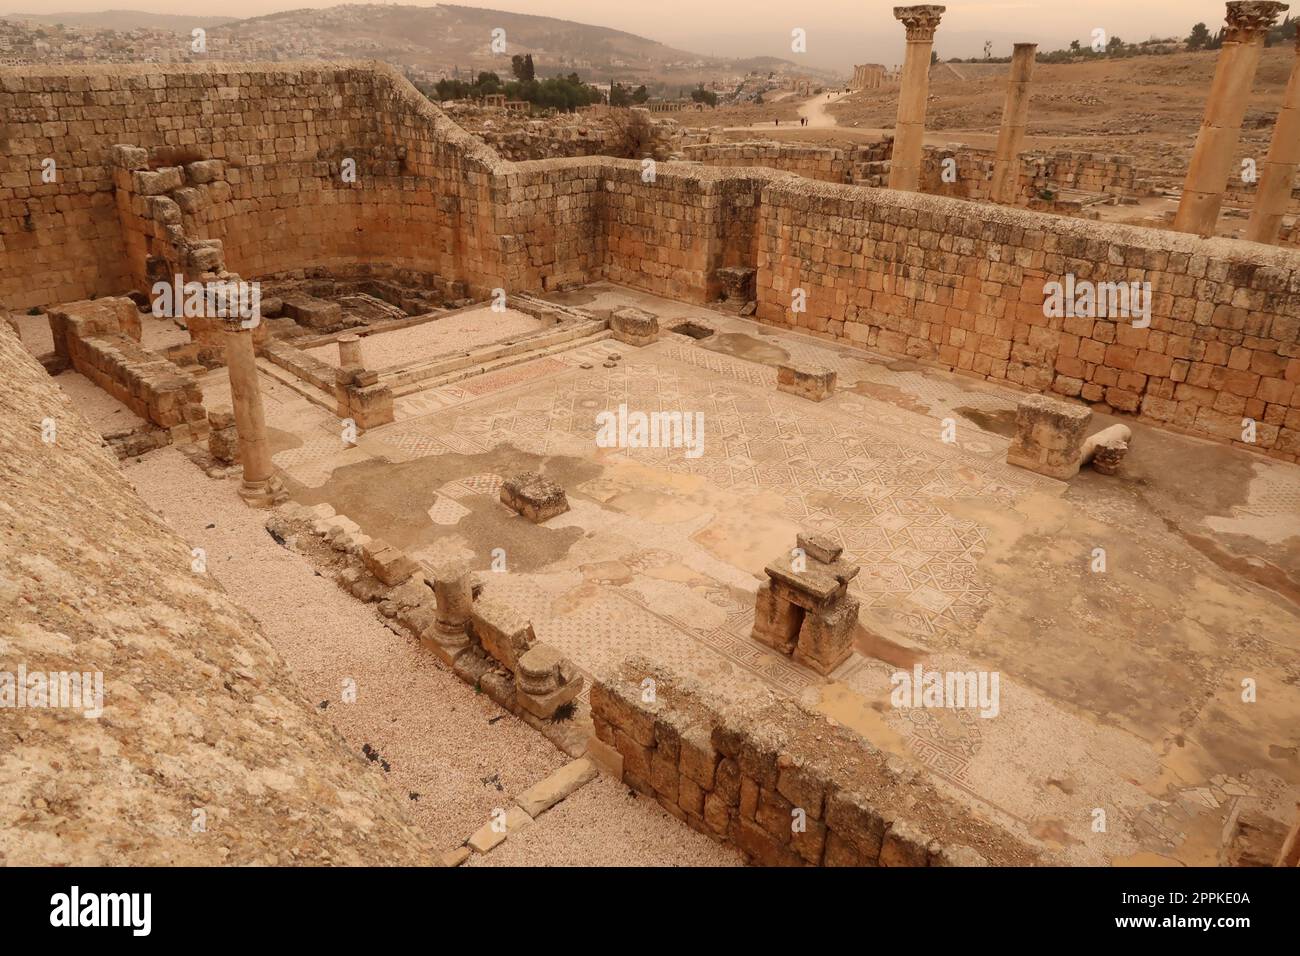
(48, 297), (206, 434)
(588, 660), (1035, 866)
(918, 146), (1152, 205)
(682, 142), (852, 184)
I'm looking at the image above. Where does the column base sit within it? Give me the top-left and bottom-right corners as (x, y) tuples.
(237, 474), (287, 508)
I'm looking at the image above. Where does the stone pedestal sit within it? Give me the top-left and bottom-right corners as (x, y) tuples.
(1247, 32), (1300, 244)
(337, 333), (364, 368)
(469, 593), (537, 671)
(1174, 1), (1287, 237)
(361, 538), (418, 586)
(221, 322), (282, 506)
(501, 471), (570, 523)
(989, 43), (1037, 205)
(888, 6), (946, 192)
(1005, 394), (1093, 480)
(515, 643), (584, 719)
(776, 363), (837, 402)
(752, 533), (861, 676)
(610, 307), (659, 346)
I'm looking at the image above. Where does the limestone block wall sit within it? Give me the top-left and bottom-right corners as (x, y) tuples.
(754, 182), (1300, 460)
(589, 661), (1033, 866)
(919, 146), (1150, 204)
(488, 157), (606, 294)
(0, 320), (436, 865)
(47, 297), (206, 432)
(0, 61), (503, 309)
(4, 61), (1298, 460)
(682, 142), (853, 184)
(601, 163), (786, 303)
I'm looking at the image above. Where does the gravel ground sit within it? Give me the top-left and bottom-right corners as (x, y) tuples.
(307, 308), (541, 370)
(122, 447), (742, 865)
(53, 369), (146, 432)
(123, 447), (566, 851)
(465, 775), (742, 867)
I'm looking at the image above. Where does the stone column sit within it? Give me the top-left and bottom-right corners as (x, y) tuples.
(1174, 1), (1288, 237)
(989, 43), (1037, 205)
(1246, 31), (1300, 244)
(888, 5), (946, 192)
(221, 320), (278, 506)
(337, 333), (363, 368)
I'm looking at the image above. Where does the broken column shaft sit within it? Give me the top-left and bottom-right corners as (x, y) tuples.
(1174, 1), (1288, 237)
(1246, 31), (1300, 244)
(989, 43), (1037, 205)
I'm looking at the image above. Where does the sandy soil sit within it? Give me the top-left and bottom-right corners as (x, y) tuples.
(52, 369), (146, 433)
(307, 308), (542, 370)
(681, 48), (1297, 183)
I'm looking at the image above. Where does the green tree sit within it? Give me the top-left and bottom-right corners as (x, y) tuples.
(690, 84), (718, 107)
(1186, 22), (1211, 50)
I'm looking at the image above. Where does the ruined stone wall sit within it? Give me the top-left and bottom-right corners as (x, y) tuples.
(48, 296), (207, 434)
(919, 147), (1149, 204)
(0, 321), (437, 865)
(589, 661), (1033, 866)
(0, 61), (503, 310)
(5, 61), (1297, 460)
(754, 182), (1300, 460)
(682, 142), (853, 184)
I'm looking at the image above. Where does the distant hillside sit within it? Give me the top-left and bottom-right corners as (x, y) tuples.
(1, 9), (236, 31)
(206, 4), (840, 84)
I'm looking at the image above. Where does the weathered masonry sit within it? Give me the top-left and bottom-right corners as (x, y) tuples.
(2, 59), (1299, 461)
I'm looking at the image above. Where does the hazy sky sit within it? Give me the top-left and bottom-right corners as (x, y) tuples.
(7, 1), (1259, 69)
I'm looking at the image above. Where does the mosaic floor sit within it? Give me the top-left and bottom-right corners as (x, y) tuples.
(230, 284), (1300, 865)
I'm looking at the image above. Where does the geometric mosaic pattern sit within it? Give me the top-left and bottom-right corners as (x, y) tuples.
(379, 337), (1053, 642)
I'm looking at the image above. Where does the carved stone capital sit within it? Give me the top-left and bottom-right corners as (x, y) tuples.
(893, 4), (946, 43)
(1223, 1), (1288, 43)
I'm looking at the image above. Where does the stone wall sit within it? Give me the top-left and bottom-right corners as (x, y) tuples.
(0, 321), (436, 864)
(47, 296), (207, 435)
(682, 142), (853, 184)
(919, 146), (1151, 205)
(0, 60), (501, 310)
(754, 182), (1300, 460)
(4, 60), (1298, 460)
(589, 660), (1034, 866)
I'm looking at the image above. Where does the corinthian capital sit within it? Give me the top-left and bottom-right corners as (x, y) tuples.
(893, 5), (946, 43)
(1223, 1), (1288, 43)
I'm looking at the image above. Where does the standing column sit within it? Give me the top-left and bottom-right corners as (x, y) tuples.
(888, 5), (946, 192)
(222, 320), (279, 506)
(1247, 31), (1300, 244)
(989, 43), (1038, 205)
(1174, 1), (1288, 237)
